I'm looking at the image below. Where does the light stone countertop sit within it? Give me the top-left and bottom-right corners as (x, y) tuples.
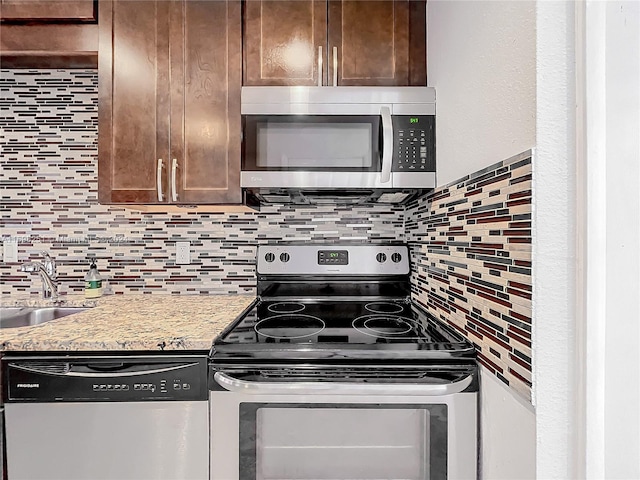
(0, 294), (256, 352)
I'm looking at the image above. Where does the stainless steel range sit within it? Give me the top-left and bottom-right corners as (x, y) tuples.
(209, 244), (478, 480)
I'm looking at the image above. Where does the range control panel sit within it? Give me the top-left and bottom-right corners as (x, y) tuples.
(3, 356), (207, 402)
(318, 250), (349, 265)
(392, 115), (435, 173)
(257, 244), (410, 276)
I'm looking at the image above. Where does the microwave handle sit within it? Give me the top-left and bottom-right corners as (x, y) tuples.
(380, 106), (393, 183)
(214, 371), (473, 396)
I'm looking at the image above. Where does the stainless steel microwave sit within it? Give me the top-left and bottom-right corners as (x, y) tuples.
(241, 86), (436, 205)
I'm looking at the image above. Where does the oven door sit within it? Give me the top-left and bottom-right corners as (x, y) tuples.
(241, 110), (394, 189)
(209, 368), (477, 480)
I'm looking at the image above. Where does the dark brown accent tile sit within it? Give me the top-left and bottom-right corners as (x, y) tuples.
(507, 288), (532, 300)
(508, 325), (531, 340)
(508, 221), (531, 229)
(508, 190), (531, 200)
(484, 262), (508, 271)
(509, 353), (532, 372)
(509, 310), (532, 323)
(509, 368), (532, 387)
(514, 260), (532, 268)
(476, 171), (511, 189)
(509, 332), (532, 349)
(506, 198), (531, 207)
(509, 173), (532, 186)
(477, 356), (496, 374)
(477, 290), (513, 308)
(502, 229), (532, 236)
(471, 242), (504, 249)
(507, 237), (532, 244)
(478, 351), (504, 374)
(476, 215), (512, 224)
(508, 281), (532, 292)
(465, 188), (483, 197)
(466, 211), (496, 220)
(465, 326), (484, 341)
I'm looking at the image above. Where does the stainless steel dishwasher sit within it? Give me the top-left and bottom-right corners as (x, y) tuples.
(2, 354), (209, 480)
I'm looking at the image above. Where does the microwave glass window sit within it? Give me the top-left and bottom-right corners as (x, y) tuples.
(256, 122), (373, 168)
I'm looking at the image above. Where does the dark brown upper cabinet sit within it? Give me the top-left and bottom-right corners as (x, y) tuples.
(0, 0), (97, 22)
(98, 0), (242, 205)
(243, 0), (426, 87)
(0, 0), (98, 68)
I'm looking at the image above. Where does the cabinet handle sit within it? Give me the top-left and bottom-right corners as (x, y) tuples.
(156, 158), (164, 201)
(332, 46), (338, 86)
(317, 45), (323, 87)
(171, 158), (178, 202)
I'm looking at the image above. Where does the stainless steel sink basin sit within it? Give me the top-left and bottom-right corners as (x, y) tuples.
(0, 307), (89, 329)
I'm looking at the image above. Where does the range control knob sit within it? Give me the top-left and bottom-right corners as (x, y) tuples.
(280, 252), (290, 263)
(391, 253), (402, 263)
(376, 253), (387, 263)
(264, 252), (275, 263)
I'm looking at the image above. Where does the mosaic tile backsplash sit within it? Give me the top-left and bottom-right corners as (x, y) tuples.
(1, 69), (533, 401)
(406, 151), (533, 400)
(0, 70), (404, 297)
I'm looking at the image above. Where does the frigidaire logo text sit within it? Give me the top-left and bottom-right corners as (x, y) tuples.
(16, 383), (39, 388)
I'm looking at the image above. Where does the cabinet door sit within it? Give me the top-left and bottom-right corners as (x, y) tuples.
(328, 0), (425, 86)
(243, 0), (327, 86)
(169, 0), (242, 204)
(98, 0), (171, 204)
(0, 0), (96, 22)
(1, 0), (98, 68)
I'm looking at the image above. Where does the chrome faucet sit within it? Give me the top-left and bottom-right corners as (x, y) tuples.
(20, 251), (59, 302)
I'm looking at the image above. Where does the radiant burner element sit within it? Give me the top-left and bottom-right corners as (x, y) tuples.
(255, 315), (326, 339)
(364, 302), (404, 314)
(267, 302), (306, 314)
(353, 315), (420, 338)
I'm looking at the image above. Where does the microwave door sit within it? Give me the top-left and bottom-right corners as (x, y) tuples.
(241, 115), (386, 188)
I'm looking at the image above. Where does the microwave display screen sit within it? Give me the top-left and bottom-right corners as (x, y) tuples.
(255, 120), (374, 168)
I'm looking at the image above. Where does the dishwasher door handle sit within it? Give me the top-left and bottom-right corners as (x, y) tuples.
(214, 371), (473, 396)
(9, 362), (199, 378)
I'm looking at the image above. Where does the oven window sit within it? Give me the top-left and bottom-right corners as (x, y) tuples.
(243, 115), (381, 171)
(239, 403), (447, 480)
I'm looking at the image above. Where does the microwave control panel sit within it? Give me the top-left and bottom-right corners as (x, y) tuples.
(392, 115), (435, 172)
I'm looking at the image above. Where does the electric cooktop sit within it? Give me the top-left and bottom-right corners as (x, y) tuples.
(211, 244), (476, 364)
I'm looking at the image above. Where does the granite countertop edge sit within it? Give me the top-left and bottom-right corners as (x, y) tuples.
(0, 294), (256, 353)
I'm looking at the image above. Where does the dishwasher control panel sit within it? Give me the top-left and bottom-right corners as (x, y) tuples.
(2, 355), (208, 402)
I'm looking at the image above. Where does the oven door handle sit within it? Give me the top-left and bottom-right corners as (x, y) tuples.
(213, 371), (473, 396)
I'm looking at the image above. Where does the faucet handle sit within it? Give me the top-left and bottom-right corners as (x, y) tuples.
(40, 251), (57, 278)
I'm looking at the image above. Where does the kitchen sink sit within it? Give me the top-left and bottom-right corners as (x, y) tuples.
(0, 307), (89, 329)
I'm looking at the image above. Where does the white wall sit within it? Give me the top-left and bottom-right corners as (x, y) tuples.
(535, 2), (640, 478)
(534, 2), (579, 477)
(480, 368), (536, 480)
(600, 3), (640, 476)
(580, 1), (640, 478)
(426, 2), (537, 478)
(427, 0), (536, 186)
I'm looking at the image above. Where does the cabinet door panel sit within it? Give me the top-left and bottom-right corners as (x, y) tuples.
(98, 0), (170, 204)
(328, 0), (410, 86)
(0, 0), (96, 22)
(170, 0), (241, 203)
(244, 0), (327, 86)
